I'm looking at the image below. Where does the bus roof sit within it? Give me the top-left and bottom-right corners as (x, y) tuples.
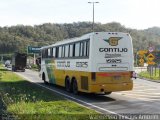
(40, 32), (129, 50)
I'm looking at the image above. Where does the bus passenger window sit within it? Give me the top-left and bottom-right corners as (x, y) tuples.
(42, 50), (45, 58)
(52, 48), (55, 58)
(69, 44), (73, 57)
(86, 41), (89, 57)
(50, 48), (53, 58)
(84, 42), (87, 56)
(48, 49), (51, 57)
(80, 42), (84, 57)
(62, 46), (65, 58)
(55, 47), (59, 58)
(65, 45), (69, 58)
(75, 42), (80, 57)
(45, 49), (48, 58)
(59, 46), (62, 58)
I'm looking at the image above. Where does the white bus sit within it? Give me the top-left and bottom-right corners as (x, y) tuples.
(40, 32), (134, 94)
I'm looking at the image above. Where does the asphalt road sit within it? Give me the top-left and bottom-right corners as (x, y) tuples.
(15, 69), (160, 116)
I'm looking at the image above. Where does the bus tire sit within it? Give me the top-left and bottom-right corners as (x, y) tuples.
(65, 77), (71, 92)
(72, 79), (78, 95)
(42, 73), (47, 84)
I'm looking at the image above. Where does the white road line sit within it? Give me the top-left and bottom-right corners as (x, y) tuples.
(119, 90), (160, 94)
(15, 72), (132, 120)
(115, 93), (160, 102)
(119, 92), (160, 96)
(132, 97), (160, 101)
(119, 94), (160, 99)
(136, 98), (160, 101)
(119, 93), (160, 98)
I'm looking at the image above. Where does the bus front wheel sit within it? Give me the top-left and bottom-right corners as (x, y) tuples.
(42, 73), (47, 84)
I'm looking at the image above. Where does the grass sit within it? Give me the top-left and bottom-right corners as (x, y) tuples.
(0, 65), (105, 120)
(139, 69), (160, 80)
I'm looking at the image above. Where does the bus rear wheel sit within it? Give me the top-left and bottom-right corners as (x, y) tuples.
(72, 79), (78, 95)
(65, 77), (71, 92)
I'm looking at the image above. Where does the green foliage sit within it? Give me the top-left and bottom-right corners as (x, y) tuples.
(0, 22), (160, 54)
(0, 68), (98, 120)
(31, 64), (38, 71)
(139, 69), (160, 80)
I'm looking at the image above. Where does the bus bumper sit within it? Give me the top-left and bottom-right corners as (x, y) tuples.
(89, 82), (133, 93)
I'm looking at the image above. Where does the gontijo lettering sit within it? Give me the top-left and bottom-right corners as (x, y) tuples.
(99, 48), (128, 52)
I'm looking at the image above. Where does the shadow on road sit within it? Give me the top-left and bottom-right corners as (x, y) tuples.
(38, 83), (116, 103)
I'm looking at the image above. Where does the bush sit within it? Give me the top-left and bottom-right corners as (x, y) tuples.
(31, 64), (38, 70)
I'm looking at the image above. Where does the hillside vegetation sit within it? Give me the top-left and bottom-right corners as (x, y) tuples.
(0, 22), (160, 54)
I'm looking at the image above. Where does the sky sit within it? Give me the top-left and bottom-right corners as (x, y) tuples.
(0, 0), (160, 29)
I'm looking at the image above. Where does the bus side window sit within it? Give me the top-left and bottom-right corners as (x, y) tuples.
(45, 49), (48, 58)
(59, 46), (62, 58)
(84, 41), (87, 57)
(63, 46), (65, 58)
(69, 44), (73, 57)
(86, 41), (89, 57)
(65, 45), (69, 58)
(55, 47), (59, 58)
(48, 48), (51, 58)
(75, 42), (80, 57)
(42, 50), (45, 58)
(52, 48), (55, 58)
(80, 42), (84, 57)
(73, 44), (75, 57)
(50, 48), (53, 58)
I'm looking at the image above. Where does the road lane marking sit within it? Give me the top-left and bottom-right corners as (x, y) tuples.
(15, 72), (132, 120)
(120, 93), (160, 98)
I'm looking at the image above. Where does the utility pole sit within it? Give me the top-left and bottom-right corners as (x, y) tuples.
(88, 1), (99, 32)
